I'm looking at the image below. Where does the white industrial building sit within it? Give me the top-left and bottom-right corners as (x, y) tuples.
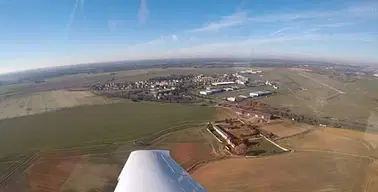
(199, 89), (223, 95)
(240, 70), (262, 74)
(226, 96), (246, 102)
(226, 97), (236, 102)
(211, 81), (235, 86)
(250, 90), (272, 97)
(236, 79), (247, 85)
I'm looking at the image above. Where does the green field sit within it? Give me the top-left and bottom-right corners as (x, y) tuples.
(0, 101), (216, 159)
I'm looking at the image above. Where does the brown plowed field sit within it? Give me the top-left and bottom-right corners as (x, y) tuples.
(27, 155), (82, 192)
(60, 160), (120, 192)
(193, 151), (371, 192)
(365, 160), (378, 192)
(146, 127), (223, 169)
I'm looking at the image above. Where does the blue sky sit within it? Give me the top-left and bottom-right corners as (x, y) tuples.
(0, 0), (377, 73)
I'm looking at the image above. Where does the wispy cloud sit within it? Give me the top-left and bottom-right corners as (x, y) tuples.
(114, 2), (378, 63)
(66, 0), (82, 32)
(315, 22), (351, 28)
(108, 20), (124, 32)
(80, 0), (85, 9)
(168, 31), (378, 56)
(248, 11), (335, 23)
(171, 34), (178, 41)
(129, 34), (178, 49)
(191, 11), (248, 32)
(303, 22), (352, 34)
(138, 0), (149, 24)
(270, 27), (291, 36)
(347, 1), (378, 17)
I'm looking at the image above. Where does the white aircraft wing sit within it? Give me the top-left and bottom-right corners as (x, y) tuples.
(114, 150), (207, 192)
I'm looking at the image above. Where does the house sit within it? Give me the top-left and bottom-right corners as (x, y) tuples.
(213, 125), (236, 148)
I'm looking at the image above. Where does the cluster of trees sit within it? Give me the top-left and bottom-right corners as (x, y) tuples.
(233, 143), (248, 155)
(233, 138), (251, 155)
(268, 107), (319, 125)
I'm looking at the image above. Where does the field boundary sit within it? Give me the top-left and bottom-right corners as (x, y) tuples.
(275, 127), (316, 141)
(0, 152), (39, 187)
(260, 134), (290, 152)
(133, 122), (207, 145)
(44, 120), (208, 152)
(187, 156), (229, 174)
(295, 148), (375, 160)
(23, 123), (208, 161)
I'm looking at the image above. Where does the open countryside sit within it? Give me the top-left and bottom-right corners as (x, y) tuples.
(0, 60), (378, 192)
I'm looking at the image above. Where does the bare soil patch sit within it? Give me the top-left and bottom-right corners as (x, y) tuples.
(366, 160), (378, 192)
(172, 143), (196, 166)
(26, 153), (82, 192)
(145, 127), (223, 169)
(60, 159), (120, 192)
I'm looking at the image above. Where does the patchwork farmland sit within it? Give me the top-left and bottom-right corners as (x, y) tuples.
(1, 65), (378, 192)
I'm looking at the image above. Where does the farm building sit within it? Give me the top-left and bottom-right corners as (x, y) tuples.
(212, 125), (236, 147)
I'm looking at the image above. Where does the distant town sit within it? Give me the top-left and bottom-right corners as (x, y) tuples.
(91, 69), (278, 104)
